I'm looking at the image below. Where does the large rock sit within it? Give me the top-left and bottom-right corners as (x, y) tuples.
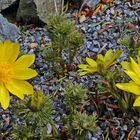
(0, 0), (17, 12)
(17, 0), (62, 25)
(34, 0), (62, 23)
(0, 14), (19, 41)
(81, 0), (101, 9)
(16, 0), (41, 25)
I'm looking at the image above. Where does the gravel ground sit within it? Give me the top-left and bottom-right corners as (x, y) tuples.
(0, 0), (140, 139)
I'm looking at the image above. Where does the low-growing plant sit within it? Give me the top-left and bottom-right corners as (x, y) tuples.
(78, 49), (139, 113)
(64, 83), (88, 111)
(11, 90), (58, 140)
(62, 83), (99, 139)
(63, 111), (98, 140)
(119, 34), (140, 58)
(44, 15), (84, 74)
(78, 49), (122, 76)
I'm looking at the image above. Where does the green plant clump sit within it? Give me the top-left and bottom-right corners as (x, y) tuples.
(64, 111), (98, 140)
(119, 34), (140, 58)
(78, 48), (140, 113)
(44, 15), (84, 74)
(11, 91), (57, 140)
(62, 83), (99, 139)
(64, 83), (88, 111)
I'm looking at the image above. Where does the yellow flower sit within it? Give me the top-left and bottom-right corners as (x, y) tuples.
(78, 49), (122, 76)
(116, 53), (140, 107)
(0, 40), (38, 109)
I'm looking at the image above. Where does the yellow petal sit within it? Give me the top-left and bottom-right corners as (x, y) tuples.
(97, 54), (104, 69)
(104, 50), (122, 69)
(4, 40), (11, 46)
(78, 67), (97, 75)
(78, 64), (89, 69)
(13, 68), (38, 80)
(13, 55), (35, 68)
(5, 79), (33, 99)
(111, 50), (122, 61)
(4, 42), (20, 63)
(78, 64), (97, 73)
(97, 54), (104, 62)
(104, 49), (112, 61)
(104, 61), (117, 69)
(0, 40), (20, 63)
(133, 96), (140, 106)
(130, 58), (140, 77)
(0, 40), (3, 46)
(137, 51), (140, 65)
(0, 83), (10, 109)
(86, 57), (97, 67)
(116, 81), (140, 95)
(121, 61), (132, 71)
(78, 71), (90, 76)
(124, 71), (140, 86)
(78, 64), (93, 71)
(0, 41), (5, 62)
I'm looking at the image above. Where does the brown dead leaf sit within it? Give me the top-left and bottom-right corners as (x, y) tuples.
(131, 0), (136, 5)
(127, 128), (135, 140)
(81, 7), (94, 17)
(127, 22), (137, 30)
(79, 15), (86, 23)
(98, 22), (115, 34)
(78, 6), (94, 22)
(92, 4), (103, 16)
(98, 26), (109, 34)
(105, 103), (119, 109)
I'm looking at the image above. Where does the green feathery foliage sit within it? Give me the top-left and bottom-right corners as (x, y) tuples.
(62, 83), (98, 139)
(64, 111), (98, 139)
(11, 126), (34, 140)
(64, 83), (88, 111)
(119, 34), (140, 58)
(44, 15), (84, 74)
(11, 91), (57, 140)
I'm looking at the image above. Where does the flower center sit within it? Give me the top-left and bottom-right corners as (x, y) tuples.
(0, 63), (14, 84)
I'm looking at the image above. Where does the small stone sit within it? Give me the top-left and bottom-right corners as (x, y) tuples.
(28, 49), (34, 54)
(92, 137), (98, 140)
(106, 10), (110, 15)
(108, 42), (113, 48)
(123, 125), (127, 131)
(137, 130), (140, 134)
(2, 115), (6, 120)
(110, 8), (115, 15)
(105, 17), (111, 22)
(29, 42), (38, 49)
(81, 27), (86, 33)
(128, 11), (135, 17)
(47, 123), (52, 134)
(93, 40), (100, 47)
(55, 116), (60, 122)
(91, 16), (96, 19)
(79, 15), (86, 23)
(116, 1), (121, 4)
(96, 25), (101, 30)
(69, 72), (77, 77)
(88, 46), (99, 53)
(97, 17), (101, 21)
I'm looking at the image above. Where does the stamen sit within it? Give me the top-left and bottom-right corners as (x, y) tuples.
(0, 63), (14, 84)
